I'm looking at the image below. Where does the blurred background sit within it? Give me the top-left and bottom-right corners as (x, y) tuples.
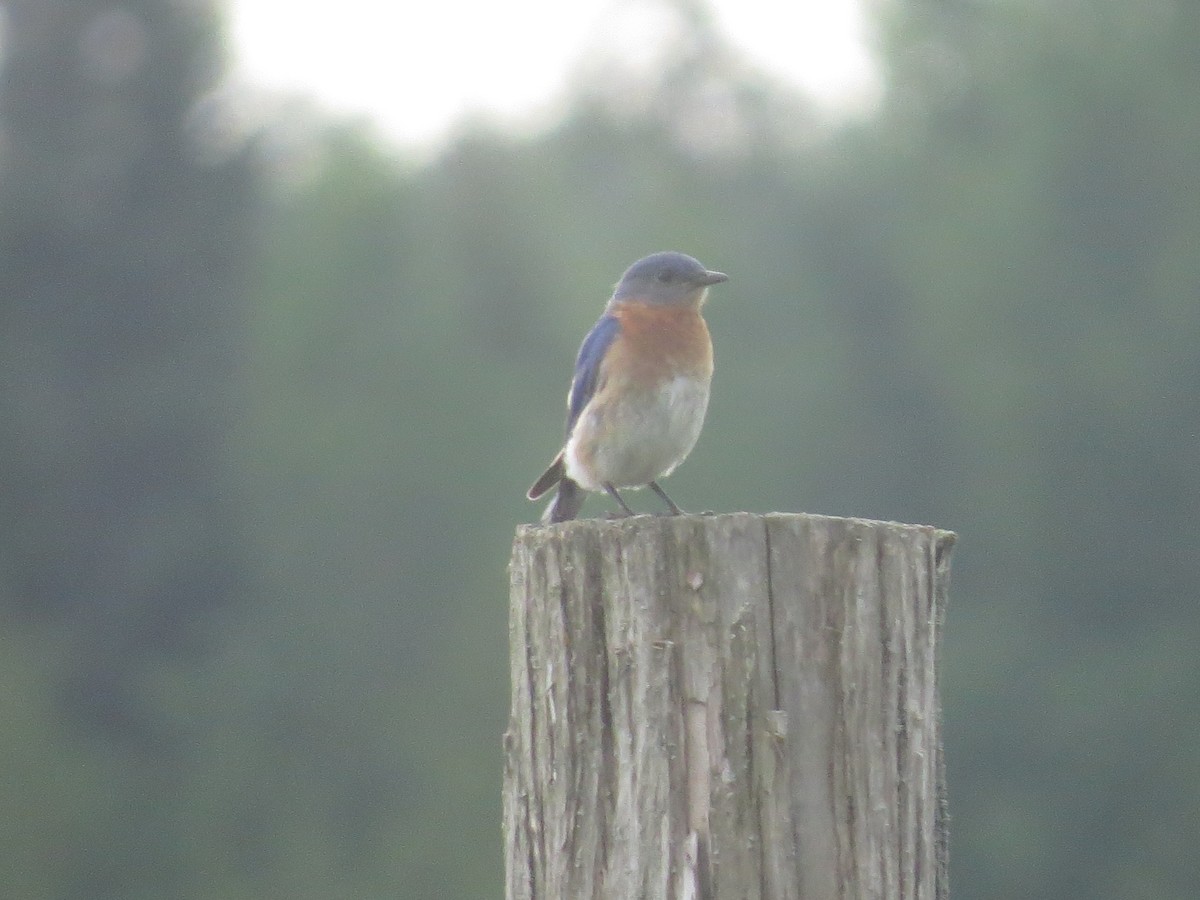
(1, 0), (1197, 897)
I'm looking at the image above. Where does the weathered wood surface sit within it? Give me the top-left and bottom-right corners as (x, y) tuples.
(504, 512), (955, 900)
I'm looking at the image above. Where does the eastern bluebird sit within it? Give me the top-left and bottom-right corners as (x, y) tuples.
(528, 251), (728, 523)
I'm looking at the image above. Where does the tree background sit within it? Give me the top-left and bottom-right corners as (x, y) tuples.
(2, 0), (1197, 897)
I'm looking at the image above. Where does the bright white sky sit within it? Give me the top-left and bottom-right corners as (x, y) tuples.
(228, 0), (880, 147)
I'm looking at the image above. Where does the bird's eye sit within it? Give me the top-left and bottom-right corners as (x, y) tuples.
(655, 271), (672, 283)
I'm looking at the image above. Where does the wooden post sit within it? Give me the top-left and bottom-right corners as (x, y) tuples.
(504, 512), (955, 899)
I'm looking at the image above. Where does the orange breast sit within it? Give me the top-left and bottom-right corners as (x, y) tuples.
(606, 302), (713, 386)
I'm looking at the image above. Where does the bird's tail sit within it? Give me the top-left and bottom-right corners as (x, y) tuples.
(528, 453), (586, 523)
(542, 478), (585, 524)
(527, 453), (565, 501)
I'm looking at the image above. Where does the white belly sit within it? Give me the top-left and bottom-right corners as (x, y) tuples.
(564, 375), (710, 492)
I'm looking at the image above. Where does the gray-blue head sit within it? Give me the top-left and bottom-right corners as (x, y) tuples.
(610, 251), (728, 308)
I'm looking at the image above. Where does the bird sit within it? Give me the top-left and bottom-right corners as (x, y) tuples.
(527, 251), (727, 523)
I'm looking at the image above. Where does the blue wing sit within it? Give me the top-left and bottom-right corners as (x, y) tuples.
(566, 313), (620, 434)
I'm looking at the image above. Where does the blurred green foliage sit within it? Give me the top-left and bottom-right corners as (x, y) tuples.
(2, 0), (1199, 897)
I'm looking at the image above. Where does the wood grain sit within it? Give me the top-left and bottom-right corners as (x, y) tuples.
(505, 513), (954, 900)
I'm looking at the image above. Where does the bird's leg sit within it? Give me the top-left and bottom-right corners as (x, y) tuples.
(649, 481), (684, 516)
(604, 484), (636, 518)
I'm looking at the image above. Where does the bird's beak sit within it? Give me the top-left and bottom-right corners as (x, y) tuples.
(698, 270), (728, 286)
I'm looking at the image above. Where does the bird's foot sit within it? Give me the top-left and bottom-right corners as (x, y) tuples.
(603, 483), (637, 519)
(648, 481), (684, 516)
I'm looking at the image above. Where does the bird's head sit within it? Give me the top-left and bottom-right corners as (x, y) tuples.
(611, 251), (728, 308)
